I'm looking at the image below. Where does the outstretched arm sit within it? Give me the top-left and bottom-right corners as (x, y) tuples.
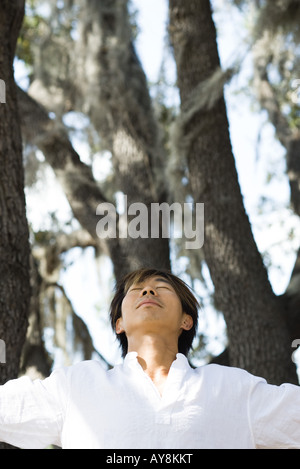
(0, 368), (68, 449)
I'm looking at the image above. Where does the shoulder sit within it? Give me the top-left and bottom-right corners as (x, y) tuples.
(193, 363), (265, 388)
(48, 360), (110, 387)
(65, 359), (109, 377)
(67, 359), (108, 373)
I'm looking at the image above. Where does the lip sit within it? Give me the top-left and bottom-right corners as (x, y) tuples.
(137, 299), (161, 308)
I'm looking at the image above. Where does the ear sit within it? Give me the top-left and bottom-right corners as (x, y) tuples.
(181, 313), (193, 331)
(116, 317), (124, 335)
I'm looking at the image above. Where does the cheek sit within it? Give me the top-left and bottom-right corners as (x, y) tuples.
(167, 294), (183, 312)
(120, 297), (127, 317)
(120, 294), (133, 318)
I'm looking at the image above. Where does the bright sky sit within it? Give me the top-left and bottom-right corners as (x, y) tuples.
(130, 0), (169, 82)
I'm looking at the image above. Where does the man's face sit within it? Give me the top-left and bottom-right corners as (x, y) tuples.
(116, 276), (192, 340)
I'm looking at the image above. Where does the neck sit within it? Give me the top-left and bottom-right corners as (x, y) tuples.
(127, 334), (178, 394)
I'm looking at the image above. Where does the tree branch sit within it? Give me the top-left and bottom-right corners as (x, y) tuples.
(17, 86), (129, 280)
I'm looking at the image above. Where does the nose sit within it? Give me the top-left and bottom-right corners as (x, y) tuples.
(141, 285), (157, 296)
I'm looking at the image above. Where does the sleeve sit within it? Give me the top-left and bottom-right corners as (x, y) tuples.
(249, 376), (300, 449)
(0, 367), (69, 449)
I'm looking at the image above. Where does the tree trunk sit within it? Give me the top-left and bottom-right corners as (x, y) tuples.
(75, 0), (172, 272)
(168, 0), (297, 384)
(0, 0), (31, 449)
(0, 0), (30, 382)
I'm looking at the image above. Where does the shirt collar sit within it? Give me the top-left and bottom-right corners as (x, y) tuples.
(123, 351), (190, 371)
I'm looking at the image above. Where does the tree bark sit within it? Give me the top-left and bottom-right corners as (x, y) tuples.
(168, 0), (297, 384)
(0, 0), (31, 450)
(0, 0), (30, 383)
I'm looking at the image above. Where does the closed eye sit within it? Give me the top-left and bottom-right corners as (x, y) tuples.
(156, 285), (173, 291)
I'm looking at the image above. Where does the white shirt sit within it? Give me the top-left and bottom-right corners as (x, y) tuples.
(0, 352), (300, 449)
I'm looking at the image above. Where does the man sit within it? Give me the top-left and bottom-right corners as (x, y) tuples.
(0, 267), (300, 449)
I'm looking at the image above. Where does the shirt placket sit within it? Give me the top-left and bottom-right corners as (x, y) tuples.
(127, 354), (188, 425)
